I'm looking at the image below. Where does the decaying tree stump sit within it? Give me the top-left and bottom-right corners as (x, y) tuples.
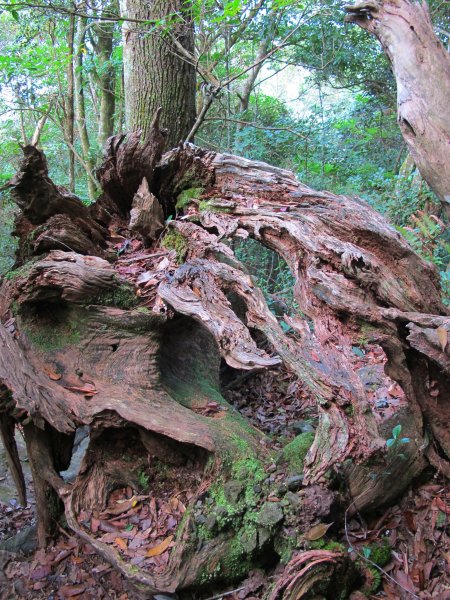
(0, 126), (449, 597)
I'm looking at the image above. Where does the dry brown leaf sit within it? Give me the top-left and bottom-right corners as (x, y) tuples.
(436, 327), (448, 352)
(145, 535), (173, 557)
(64, 384), (98, 395)
(304, 522), (333, 541)
(114, 537), (128, 551)
(43, 365), (62, 381)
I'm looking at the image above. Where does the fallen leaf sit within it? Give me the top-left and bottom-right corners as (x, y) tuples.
(64, 384), (98, 395)
(156, 257), (170, 271)
(437, 327), (448, 352)
(59, 584), (87, 597)
(114, 537), (128, 551)
(30, 564), (51, 580)
(304, 522), (333, 541)
(91, 518), (100, 534)
(145, 535), (173, 557)
(43, 365), (62, 381)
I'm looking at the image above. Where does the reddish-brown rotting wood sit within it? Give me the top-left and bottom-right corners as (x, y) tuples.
(156, 145), (449, 488)
(2, 138), (450, 595)
(0, 404), (26, 507)
(97, 109), (167, 214)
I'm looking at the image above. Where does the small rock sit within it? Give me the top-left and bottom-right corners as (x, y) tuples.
(285, 491), (302, 509)
(358, 364), (384, 387)
(257, 502), (284, 528)
(265, 463), (277, 473)
(196, 500), (203, 508)
(277, 483), (288, 495)
(292, 420), (315, 434)
(223, 480), (245, 504)
(0, 525), (38, 555)
(253, 484), (262, 494)
(286, 475), (304, 492)
(376, 399), (389, 409)
(257, 527), (271, 548)
(241, 529), (258, 554)
(205, 513), (217, 531)
(195, 514), (206, 525)
(215, 506), (228, 519)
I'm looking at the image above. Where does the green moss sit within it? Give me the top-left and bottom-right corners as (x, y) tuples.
(199, 200), (231, 213)
(176, 186), (203, 210)
(219, 537), (252, 580)
(364, 565), (382, 594)
(279, 432), (315, 473)
(25, 320), (80, 351)
(4, 258), (38, 281)
(136, 306), (150, 314)
(162, 229), (188, 263)
(369, 540), (391, 567)
(310, 539), (346, 552)
(91, 284), (138, 310)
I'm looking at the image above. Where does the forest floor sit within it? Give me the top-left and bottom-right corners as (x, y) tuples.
(0, 364), (449, 599)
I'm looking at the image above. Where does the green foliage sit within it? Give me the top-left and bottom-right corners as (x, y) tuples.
(138, 471), (150, 491)
(386, 424), (410, 458)
(234, 238), (297, 318)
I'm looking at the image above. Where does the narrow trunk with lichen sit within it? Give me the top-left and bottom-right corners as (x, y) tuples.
(0, 122), (449, 597)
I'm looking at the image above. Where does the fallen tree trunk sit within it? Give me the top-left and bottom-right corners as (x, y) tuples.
(0, 129), (449, 597)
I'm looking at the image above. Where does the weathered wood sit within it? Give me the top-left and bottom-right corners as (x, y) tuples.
(1, 139), (450, 596)
(97, 110), (167, 213)
(345, 0), (450, 218)
(0, 406), (26, 506)
(129, 177), (165, 245)
(156, 145), (448, 494)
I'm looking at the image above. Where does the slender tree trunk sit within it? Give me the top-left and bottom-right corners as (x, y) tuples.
(238, 40), (269, 116)
(345, 0), (450, 218)
(75, 14), (98, 201)
(66, 14), (76, 192)
(93, 0), (117, 149)
(119, 0), (196, 147)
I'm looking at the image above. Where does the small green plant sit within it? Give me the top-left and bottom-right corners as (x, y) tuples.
(386, 424), (410, 458)
(138, 470), (150, 490)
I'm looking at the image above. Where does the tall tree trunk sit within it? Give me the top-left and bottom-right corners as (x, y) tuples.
(93, 0), (117, 149)
(66, 14), (76, 192)
(119, 0), (196, 147)
(75, 14), (99, 201)
(345, 0), (450, 219)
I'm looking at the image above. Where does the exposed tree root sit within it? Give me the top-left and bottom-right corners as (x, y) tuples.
(0, 132), (449, 596)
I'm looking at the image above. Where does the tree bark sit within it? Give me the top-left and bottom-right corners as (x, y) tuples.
(75, 12), (99, 201)
(345, 0), (450, 218)
(119, 0), (196, 148)
(66, 14), (76, 192)
(92, 0), (118, 149)
(1, 134), (449, 596)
